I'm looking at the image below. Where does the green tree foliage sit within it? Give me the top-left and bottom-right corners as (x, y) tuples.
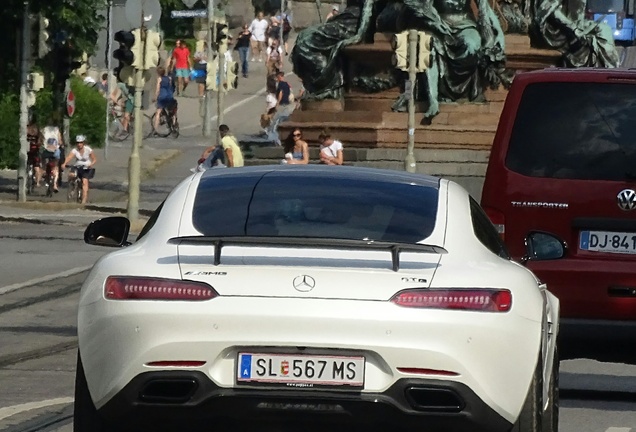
(0, 94), (20, 169)
(69, 77), (106, 148)
(0, 0), (108, 168)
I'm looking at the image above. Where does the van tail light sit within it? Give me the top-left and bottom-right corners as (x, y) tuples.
(391, 289), (512, 312)
(483, 206), (505, 240)
(105, 277), (218, 301)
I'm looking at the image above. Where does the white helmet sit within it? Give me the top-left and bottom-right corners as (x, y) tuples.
(75, 134), (87, 143)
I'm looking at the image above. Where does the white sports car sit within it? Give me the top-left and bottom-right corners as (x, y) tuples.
(75, 165), (560, 432)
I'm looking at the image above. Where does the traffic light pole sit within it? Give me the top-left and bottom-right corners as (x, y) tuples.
(404, 29), (417, 174)
(17, 0), (30, 202)
(217, 38), (226, 147)
(127, 27), (146, 223)
(203, 0), (214, 137)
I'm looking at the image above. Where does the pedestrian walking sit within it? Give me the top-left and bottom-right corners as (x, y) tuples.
(249, 12), (269, 62)
(193, 41), (208, 98)
(170, 40), (192, 95)
(266, 39), (284, 76)
(235, 24), (252, 78)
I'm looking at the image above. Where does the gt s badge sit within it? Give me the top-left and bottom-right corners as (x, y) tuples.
(401, 277), (427, 283)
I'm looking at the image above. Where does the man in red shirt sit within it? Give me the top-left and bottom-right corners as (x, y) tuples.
(170, 40), (192, 95)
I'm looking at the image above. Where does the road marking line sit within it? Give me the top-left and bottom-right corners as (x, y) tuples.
(606, 428), (632, 432)
(0, 265), (92, 296)
(182, 72), (294, 131)
(0, 397), (73, 421)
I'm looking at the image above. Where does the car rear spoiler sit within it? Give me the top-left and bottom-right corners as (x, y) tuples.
(168, 236), (447, 272)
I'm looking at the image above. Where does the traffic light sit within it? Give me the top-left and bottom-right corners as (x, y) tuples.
(54, 44), (82, 83)
(391, 31), (408, 71)
(144, 30), (162, 70)
(416, 32), (432, 72)
(37, 14), (50, 58)
(215, 21), (229, 50)
(225, 60), (238, 90)
(113, 29), (142, 69)
(205, 60), (219, 91)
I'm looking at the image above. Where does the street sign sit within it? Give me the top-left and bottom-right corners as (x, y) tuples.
(171, 9), (206, 18)
(181, 0), (198, 7)
(66, 90), (75, 117)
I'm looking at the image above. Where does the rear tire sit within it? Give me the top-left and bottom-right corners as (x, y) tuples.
(74, 353), (114, 432)
(151, 112), (171, 137)
(543, 348), (559, 432)
(108, 119), (127, 142)
(512, 360), (543, 432)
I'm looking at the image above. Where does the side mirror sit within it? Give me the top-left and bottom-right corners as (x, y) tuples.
(84, 216), (131, 247)
(522, 231), (566, 264)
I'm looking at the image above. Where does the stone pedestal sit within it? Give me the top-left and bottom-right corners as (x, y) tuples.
(280, 33), (563, 150)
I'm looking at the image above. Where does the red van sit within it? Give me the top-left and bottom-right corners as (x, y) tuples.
(481, 69), (636, 361)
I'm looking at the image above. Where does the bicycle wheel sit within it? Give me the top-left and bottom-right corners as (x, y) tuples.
(26, 165), (35, 195)
(150, 112), (171, 138)
(108, 119), (128, 142)
(67, 180), (78, 203)
(142, 114), (154, 139)
(169, 117), (180, 139)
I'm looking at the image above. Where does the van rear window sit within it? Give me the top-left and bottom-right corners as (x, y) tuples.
(505, 82), (636, 181)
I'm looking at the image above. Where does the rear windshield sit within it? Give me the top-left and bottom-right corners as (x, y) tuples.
(506, 82), (636, 181)
(192, 172), (439, 243)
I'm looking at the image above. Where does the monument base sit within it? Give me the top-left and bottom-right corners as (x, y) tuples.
(279, 33), (562, 150)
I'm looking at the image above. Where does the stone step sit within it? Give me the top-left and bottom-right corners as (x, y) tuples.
(344, 91), (507, 112)
(383, 111), (501, 127)
(243, 145), (491, 164)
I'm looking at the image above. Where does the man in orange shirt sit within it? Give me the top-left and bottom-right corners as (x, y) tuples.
(170, 40), (192, 95)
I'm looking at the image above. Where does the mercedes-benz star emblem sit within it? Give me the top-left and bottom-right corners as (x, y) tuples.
(617, 189), (636, 211)
(293, 275), (316, 292)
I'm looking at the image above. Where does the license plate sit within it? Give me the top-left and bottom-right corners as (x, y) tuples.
(580, 230), (636, 255)
(237, 353), (365, 389)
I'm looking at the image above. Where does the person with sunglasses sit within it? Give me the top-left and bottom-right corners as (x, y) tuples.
(282, 128), (309, 164)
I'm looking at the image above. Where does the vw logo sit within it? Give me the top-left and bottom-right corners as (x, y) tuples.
(293, 275), (315, 292)
(617, 189), (636, 211)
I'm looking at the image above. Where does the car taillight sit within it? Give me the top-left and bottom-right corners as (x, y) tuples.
(484, 206), (505, 240)
(391, 289), (512, 312)
(105, 277), (218, 301)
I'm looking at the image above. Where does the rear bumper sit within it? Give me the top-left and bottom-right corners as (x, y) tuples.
(98, 371), (513, 432)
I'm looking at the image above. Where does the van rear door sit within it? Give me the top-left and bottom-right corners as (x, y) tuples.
(482, 72), (636, 320)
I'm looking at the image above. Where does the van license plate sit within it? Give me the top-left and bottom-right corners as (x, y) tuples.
(237, 353), (365, 389)
(580, 231), (636, 255)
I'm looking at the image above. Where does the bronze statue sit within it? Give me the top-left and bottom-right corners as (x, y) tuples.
(290, 0), (618, 120)
(529, 0), (619, 67)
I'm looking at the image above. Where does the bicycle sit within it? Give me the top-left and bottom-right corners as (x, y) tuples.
(66, 167), (83, 203)
(42, 157), (58, 198)
(108, 103), (153, 141)
(26, 160), (37, 195)
(148, 100), (179, 139)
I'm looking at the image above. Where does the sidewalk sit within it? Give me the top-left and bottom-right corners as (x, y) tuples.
(0, 48), (302, 225)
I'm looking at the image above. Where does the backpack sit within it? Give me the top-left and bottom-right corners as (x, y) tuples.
(43, 126), (60, 152)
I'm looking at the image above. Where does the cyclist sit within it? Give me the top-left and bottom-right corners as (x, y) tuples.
(26, 122), (43, 186)
(61, 135), (96, 204)
(152, 66), (177, 134)
(41, 121), (64, 193)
